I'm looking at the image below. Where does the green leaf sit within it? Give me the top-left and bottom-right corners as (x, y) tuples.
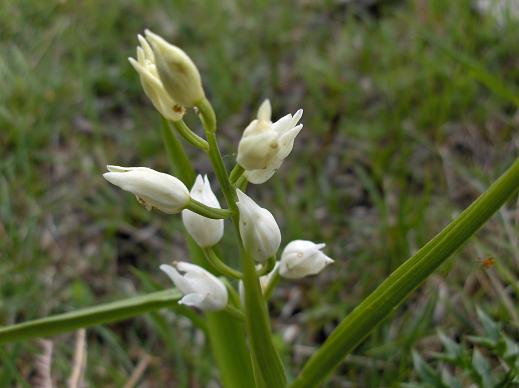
(412, 350), (446, 387)
(476, 308), (501, 342)
(437, 330), (462, 359)
(0, 290), (181, 345)
(472, 349), (495, 387)
(440, 368), (462, 388)
(502, 335), (519, 360)
(291, 158), (519, 388)
(467, 335), (497, 349)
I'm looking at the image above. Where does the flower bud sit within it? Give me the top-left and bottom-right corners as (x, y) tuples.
(103, 165), (190, 214)
(144, 29), (205, 107)
(160, 262), (228, 311)
(237, 99), (303, 184)
(236, 189), (281, 262)
(128, 35), (185, 121)
(181, 175), (224, 247)
(279, 240), (334, 279)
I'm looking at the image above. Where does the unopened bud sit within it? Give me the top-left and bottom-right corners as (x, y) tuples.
(128, 34), (185, 121)
(236, 189), (281, 262)
(103, 165), (190, 214)
(279, 240), (333, 279)
(182, 175), (224, 247)
(145, 29), (205, 107)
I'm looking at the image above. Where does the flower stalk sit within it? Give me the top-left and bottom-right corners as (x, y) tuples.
(160, 114), (255, 388)
(198, 98), (287, 387)
(186, 198), (232, 219)
(171, 120), (209, 151)
(203, 248), (243, 279)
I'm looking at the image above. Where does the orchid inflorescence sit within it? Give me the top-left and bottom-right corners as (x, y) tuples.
(104, 29), (334, 313)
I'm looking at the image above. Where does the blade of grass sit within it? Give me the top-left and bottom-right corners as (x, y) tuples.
(291, 157), (519, 388)
(421, 32), (519, 107)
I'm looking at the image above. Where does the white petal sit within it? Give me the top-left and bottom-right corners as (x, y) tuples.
(271, 114), (293, 135)
(277, 124), (303, 160)
(137, 34), (154, 61)
(257, 99), (272, 122)
(179, 293), (207, 308)
(291, 109), (303, 127)
(245, 168), (277, 184)
(237, 129), (279, 170)
(160, 264), (192, 295)
(135, 47), (145, 65)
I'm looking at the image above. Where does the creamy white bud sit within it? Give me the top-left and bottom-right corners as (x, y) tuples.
(181, 175), (224, 247)
(279, 240), (334, 279)
(160, 262), (228, 311)
(237, 99), (303, 184)
(145, 29), (205, 107)
(236, 189), (281, 262)
(128, 35), (185, 121)
(103, 165), (190, 214)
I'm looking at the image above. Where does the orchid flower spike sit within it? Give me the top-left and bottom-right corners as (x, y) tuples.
(236, 189), (281, 262)
(182, 175), (224, 247)
(279, 240), (334, 279)
(103, 165), (190, 214)
(237, 99), (303, 184)
(160, 262), (228, 311)
(128, 34), (185, 121)
(144, 29), (205, 107)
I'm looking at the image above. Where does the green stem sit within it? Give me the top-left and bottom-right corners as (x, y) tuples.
(161, 116), (255, 388)
(236, 175), (248, 191)
(264, 268), (281, 301)
(198, 99), (287, 387)
(171, 119), (209, 151)
(206, 131), (239, 214)
(230, 164), (245, 184)
(224, 305), (245, 321)
(291, 157), (519, 388)
(242, 249), (287, 388)
(187, 198), (233, 219)
(203, 248), (243, 279)
(257, 256), (276, 277)
(0, 290), (181, 345)
(223, 279), (242, 308)
(196, 98), (217, 133)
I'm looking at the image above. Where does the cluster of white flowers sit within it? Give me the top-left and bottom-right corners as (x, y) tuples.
(104, 30), (334, 312)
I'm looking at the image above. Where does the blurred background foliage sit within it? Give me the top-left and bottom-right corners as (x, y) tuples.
(1, 0), (518, 386)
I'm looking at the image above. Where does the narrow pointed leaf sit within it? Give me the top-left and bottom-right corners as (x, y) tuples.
(0, 290), (181, 344)
(291, 158), (519, 387)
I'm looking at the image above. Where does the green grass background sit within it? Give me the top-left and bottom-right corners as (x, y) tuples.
(1, 0), (518, 386)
